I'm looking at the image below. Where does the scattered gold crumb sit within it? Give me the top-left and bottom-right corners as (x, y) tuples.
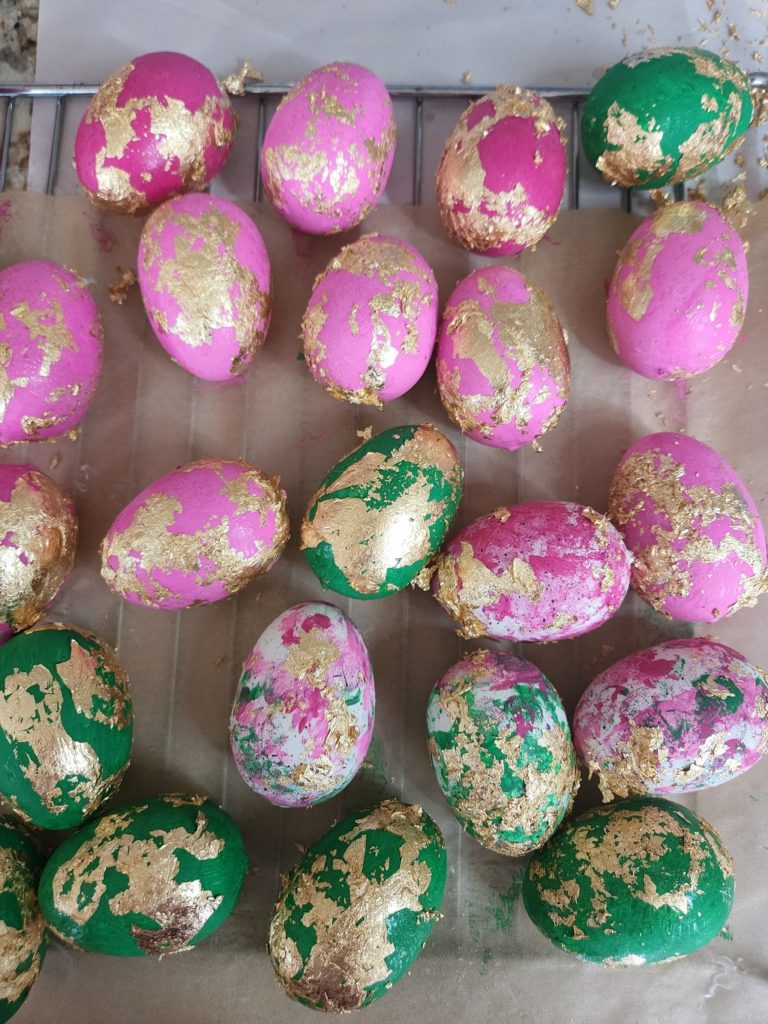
(462, 70), (473, 84)
(622, 28), (629, 46)
(356, 426), (372, 442)
(223, 60), (264, 96)
(49, 453), (61, 470)
(650, 188), (673, 208)
(721, 182), (753, 231)
(727, 22), (740, 39)
(213, 654), (225, 668)
(608, 0), (619, 7)
(108, 267), (137, 305)
(732, 363), (743, 373)
(531, 438), (543, 453)
(575, 0), (593, 13)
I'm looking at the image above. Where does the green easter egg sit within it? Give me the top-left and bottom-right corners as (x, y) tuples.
(0, 817), (46, 1023)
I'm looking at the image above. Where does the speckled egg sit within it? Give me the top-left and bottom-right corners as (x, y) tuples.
(260, 62), (395, 235)
(436, 87), (567, 256)
(101, 457), (289, 610)
(607, 202), (748, 380)
(301, 424), (462, 599)
(302, 234), (437, 406)
(427, 649), (579, 856)
(523, 796), (734, 965)
(268, 800), (446, 1011)
(0, 623), (132, 830)
(74, 51), (235, 215)
(582, 48), (752, 189)
(0, 465), (77, 644)
(608, 432), (766, 622)
(138, 193), (272, 381)
(0, 261), (103, 443)
(38, 793), (247, 956)
(436, 265), (570, 451)
(430, 503), (631, 641)
(574, 638), (768, 801)
(230, 602), (375, 808)
(0, 818), (45, 1023)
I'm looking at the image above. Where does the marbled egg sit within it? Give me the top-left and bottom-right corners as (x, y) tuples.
(101, 458), (289, 610)
(0, 818), (45, 1023)
(302, 234), (437, 406)
(607, 202), (748, 380)
(38, 793), (247, 956)
(0, 623), (132, 830)
(301, 424), (462, 599)
(436, 265), (570, 451)
(431, 503), (631, 641)
(0, 465), (77, 643)
(0, 261), (103, 443)
(523, 796), (734, 965)
(436, 87), (567, 256)
(268, 800), (446, 1011)
(574, 638), (768, 800)
(74, 51), (235, 215)
(608, 432), (766, 622)
(261, 62), (395, 235)
(582, 47), (752, 188)
(427, 649), (579, 855)
(230, 602), (375, 807)
(138, 193), (272, 381)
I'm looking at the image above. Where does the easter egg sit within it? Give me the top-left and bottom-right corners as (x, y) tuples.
(607, 202), (748, 380)
(430, 503), (631, 641)
(607, 432), (766, 622)
(230, 602), (375, 807)
(0, 261), (103, 443)
(582, 47), (752, 189)
(0, 465), (77, 644)
(0, 818), (45, 1023)
(436, 265), (570, 451)
(38, 793), (247, 955)
(268, 800), (446, 1011)
(574, 638), (768, 800)
(301, 424), (462, 599)
(435, 87), (567, 256)
(302, 234), (438, 406)
(0, 623), (132, 830)
(523, 796), (734, 965)
(74, 51), (235, 215)
(101, 458), (289, 610)
(426, 649), (579, 855)
(261, 62), (395, 235)
(138, 193), (272, 381)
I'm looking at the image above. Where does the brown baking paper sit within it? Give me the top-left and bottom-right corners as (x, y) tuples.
(0, 191), (766, 1023)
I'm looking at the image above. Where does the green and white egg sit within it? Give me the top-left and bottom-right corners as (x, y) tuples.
(0, 818), (45, 1024)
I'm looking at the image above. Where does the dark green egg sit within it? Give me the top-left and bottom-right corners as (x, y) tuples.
(0, 817), (46, 1023)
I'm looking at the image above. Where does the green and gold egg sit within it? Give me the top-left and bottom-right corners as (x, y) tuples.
(300, 424), (462, 599)
(523, 796), (734, 965)
(0, 818), (46, 1023)
(0, 623), (132, 830)
(268, 799), (447, 1012)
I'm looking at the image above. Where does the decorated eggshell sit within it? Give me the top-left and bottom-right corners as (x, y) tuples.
(260, 62), (395, 235)
(101, 458), (289, 611)
(0, 623), (132, 830)
(230, 602), (375, 807)
(607, 202), (748, 380)
(582, 47), (752, 189)
(436, 265), (570, 451)
(430, 502), (631, 641)
(301, 424), (462, 599)
(427, 649), (579, 855)
(38, 793), (247, 956)
(138, 193), (272, 381)
(268, 800), (446, 1011)
(608, 431), (766, 622)
(302, 234), (438, 406)
(0, 261), (103, 443)
(74, 51), (235, 215)
(0, 817), (46, 1024)
(0, 465), (77, 644)
(436, 87), (567, 256)
(574, 638), (768, 800)
(523, 796), (734, 965)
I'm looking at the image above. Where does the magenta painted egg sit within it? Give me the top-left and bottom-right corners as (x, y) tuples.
(607, 202), (748, 380)
(436, 87), (567, 256)
(74, 51), (235, 216)
(100, 458), (289, 610)
(138, 194), (272, 381)
(0, 261), (103, 443)
(260, 62), (396, 235)
(436, 265), (570, 451)
(302, 234), (438, 406)
(608, 432), (766, 622)
(431, 502), (631, 641)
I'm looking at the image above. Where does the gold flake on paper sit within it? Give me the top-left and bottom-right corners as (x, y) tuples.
(0, 846), (44, 1005)
(222, 60), (264, 96)
(108, 267), (137, 305)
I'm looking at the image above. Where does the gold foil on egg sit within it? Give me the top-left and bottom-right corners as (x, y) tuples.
(588, 725), (667, 802)
(9, 299), (77, 377)
(0, 846), (44, 1004)
(597, 104), (673, 188)
(677, 93), (744, 180)
(55, 635), (131, 730)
